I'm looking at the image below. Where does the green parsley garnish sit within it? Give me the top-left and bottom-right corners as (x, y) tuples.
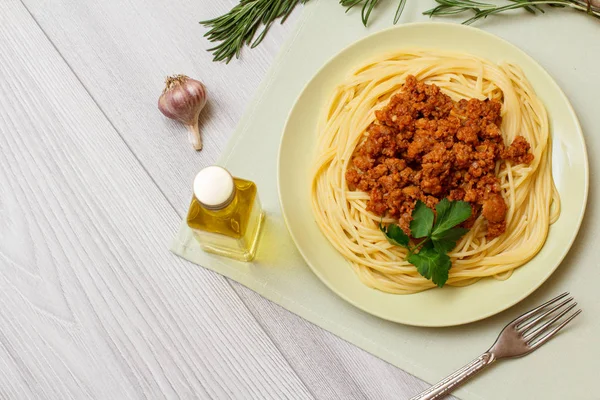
(380, 199), (472, 288)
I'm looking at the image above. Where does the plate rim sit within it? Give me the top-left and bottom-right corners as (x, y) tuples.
(277, 21), (590, 327)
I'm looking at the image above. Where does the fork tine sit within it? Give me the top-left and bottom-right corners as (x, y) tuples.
(519, 297), (574, 333)
(529, 309), (582, 350)
(511, 292), (570, 326)
(523, 302), (577, 341)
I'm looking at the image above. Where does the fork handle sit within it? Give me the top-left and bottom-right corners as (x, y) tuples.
(409, 352), (496, 400)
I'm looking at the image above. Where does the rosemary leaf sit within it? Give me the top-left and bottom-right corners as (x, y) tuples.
(394, 0), (408, 23)
(362, 0), (380, 26)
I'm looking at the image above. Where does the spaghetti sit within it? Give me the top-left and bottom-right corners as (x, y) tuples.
(311, 50), (560, 294)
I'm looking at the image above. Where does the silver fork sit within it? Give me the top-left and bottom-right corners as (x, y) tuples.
(410, 292), (582, 400)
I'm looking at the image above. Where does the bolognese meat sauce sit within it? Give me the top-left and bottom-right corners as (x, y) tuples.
(345, 75), (534, 239)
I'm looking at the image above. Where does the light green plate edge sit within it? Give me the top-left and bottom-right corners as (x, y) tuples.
(278, 22), (589, 327)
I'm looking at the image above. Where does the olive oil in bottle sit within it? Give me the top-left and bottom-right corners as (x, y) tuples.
(186, 166), (265, 262)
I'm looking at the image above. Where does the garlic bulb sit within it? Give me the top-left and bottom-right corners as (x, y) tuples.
(158, 74), (207, 151)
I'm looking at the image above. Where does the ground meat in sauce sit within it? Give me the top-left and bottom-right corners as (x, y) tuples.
(345, 75), (534, 239)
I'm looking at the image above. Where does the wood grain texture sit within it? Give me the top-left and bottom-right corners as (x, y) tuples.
(13, 0), (435, 398)
(0, 1), (315, 398)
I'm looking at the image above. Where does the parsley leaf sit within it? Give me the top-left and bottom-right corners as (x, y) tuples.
(380, 223), (409, 248)
(432, 227), (469, 253)
(407, 246), (451, 288)
(409, 200), (434, 238)
(380, 198), (472, 288)
(431, 198), (472, 239)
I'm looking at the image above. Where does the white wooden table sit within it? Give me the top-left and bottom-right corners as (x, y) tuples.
(0, 1), (433, 398)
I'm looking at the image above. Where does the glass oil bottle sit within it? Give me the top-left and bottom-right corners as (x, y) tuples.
(186, 166), (265, 262)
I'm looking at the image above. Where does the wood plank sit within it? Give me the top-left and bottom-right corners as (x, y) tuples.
(0, 1), (313, 398)
(17, 0), (432, 397)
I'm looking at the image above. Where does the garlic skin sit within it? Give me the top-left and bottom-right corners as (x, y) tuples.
(158, 75), (207, 151)
(578, 0), (600, 8)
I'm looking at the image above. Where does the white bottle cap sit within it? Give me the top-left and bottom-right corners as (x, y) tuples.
(193, 166), (235, 210)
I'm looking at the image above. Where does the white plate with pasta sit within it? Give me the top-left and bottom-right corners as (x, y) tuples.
(278, 22), (588, 327)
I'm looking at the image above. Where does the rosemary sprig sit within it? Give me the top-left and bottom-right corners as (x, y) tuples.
(201, 0), (407, 63)
(201, 0), (310, 63)
(424, 0), (600, 24)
